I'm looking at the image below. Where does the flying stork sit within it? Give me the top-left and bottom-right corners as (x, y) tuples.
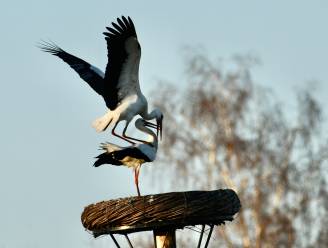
(94, 118), (158, 196)
(39, 16), (163, 144)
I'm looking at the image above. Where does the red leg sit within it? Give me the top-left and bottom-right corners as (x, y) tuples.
(111, 122), (135, 145)
(134, 167), (141, 196)
(122, 123), (149, 144)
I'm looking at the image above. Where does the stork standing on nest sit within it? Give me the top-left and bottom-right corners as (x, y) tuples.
(39, 16), (163, 144)
(94, 118), (158, 196)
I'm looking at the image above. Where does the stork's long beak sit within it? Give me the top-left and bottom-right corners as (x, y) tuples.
(157, 117), (163, 141)
(144, 119), (162, 140)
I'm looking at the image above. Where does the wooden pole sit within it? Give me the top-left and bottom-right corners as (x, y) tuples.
(153, 229), (176, 248)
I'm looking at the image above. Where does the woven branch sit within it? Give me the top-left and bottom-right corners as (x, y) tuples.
(81, 189), (241, 236)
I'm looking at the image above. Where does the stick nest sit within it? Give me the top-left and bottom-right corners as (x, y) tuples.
(81, 189), (240, 236)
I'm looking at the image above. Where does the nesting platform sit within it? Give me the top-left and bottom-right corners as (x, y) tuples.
(81, 189), (241, 237)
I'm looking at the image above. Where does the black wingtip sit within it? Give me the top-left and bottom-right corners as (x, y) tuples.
(37, 40), (63, 55)
(116, 17), (122, 24)
(93, 160), (102, 167)
(103, 16), (137, 42)
(121, 16), (129, 26)
(107, 26), (121, 35)
(93, 154), (104, 167)
(93, 152), (107, 167)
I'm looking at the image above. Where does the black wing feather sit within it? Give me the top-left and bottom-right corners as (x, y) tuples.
(39, 41), (104, 96)
(106, 27), (120, 35)
(93, 152), (123, 167)
(112, 22), (125, 33)
(117, 18), (127, 30)
(113, 147), (151, 162)
(93, 146), (150, 167)
(122, 16), (130, 27)
(102, 16), (140, 110)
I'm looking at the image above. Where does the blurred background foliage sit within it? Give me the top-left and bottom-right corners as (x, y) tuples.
(145, 50), (328, 247)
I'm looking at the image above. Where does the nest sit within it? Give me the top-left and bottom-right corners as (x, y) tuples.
(81, 189), (241, 236)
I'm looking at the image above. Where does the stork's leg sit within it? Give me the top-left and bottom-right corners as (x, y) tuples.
(111, 122), (136, 145)
(134, 165), (141, 197)
(122, 123), (149, 144)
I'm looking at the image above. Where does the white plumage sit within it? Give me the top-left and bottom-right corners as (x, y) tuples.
(39, 16), (163, 144)
(94, 118), (158, 196)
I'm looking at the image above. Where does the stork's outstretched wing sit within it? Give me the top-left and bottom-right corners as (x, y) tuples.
(103, 16), (141, 110)
(39, 41), (104, 95)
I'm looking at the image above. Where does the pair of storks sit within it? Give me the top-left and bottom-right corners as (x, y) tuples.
(40, 16), (163, 196)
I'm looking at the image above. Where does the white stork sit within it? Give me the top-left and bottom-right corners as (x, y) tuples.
(39, 16), (163, 144)
(94, 118), (158, 196)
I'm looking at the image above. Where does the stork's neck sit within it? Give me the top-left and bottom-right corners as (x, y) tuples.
(144, 128), (157, 148)
(141, 108), (158, 120)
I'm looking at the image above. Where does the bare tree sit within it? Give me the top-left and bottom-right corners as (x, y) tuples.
(150, 51), (328, 247)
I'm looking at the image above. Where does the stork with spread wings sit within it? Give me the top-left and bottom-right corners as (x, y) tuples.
(39, 16), (163, 145)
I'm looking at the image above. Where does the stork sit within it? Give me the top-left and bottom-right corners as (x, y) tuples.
(39, 16), (163, 144)
(94, 118), (158, 196)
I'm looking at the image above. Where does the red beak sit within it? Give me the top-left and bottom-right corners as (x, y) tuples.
(157, 117), (163, 141)
(144, 119), (162, 140)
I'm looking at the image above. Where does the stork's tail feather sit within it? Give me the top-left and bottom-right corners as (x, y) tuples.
(99, 142), (121, 152)
(92, 111), (116, 132)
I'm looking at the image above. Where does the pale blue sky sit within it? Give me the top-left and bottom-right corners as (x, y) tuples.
(0, 1), (327, 247)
